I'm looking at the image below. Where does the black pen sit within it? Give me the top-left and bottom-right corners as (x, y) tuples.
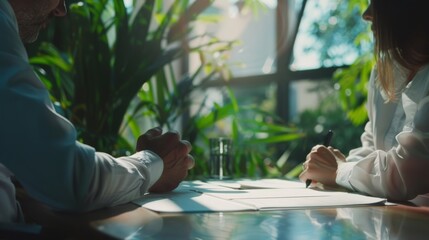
(305, 130), (334, 188)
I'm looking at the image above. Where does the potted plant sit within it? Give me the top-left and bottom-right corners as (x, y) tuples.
(31, 0), (304, 178)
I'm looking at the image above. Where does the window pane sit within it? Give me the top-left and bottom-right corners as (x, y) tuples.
(190, 0), (277, 78)
(289, 79), (332, 121)
(290, 0), (371, 71)
(190, 84), (277, 136)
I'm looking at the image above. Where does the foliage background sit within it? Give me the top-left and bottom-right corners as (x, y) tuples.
(27, 0), (373, 180)
(278, 0), (374, 177)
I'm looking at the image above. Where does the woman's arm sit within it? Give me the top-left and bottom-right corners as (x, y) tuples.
(338, 96), (429, 200)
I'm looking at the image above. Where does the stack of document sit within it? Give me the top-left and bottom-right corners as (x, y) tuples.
(133, 179), (386, 213)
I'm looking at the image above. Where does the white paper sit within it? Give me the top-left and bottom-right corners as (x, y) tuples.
(205, 188), (344, 200)
(206, 178), (304, 189)
(234, 193), (386, 210)
(134, 191), (257, 213)
(237, 179), (305, 189)
(132, 180), (386, 213)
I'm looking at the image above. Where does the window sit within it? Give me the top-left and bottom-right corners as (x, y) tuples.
(290, 0), (370, 71)
(187, 0), (370, 134)
(190, 1), (278, 78)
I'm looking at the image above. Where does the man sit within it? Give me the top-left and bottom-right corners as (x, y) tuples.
(0, 0), (195, 223)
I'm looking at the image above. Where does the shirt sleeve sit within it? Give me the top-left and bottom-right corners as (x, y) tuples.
(83, 150), (163, 211)
(336, 94), (429, 201)
(336, 121), (376, 190)
(336, 70), (377, 191)
(0, 2), (163, 212)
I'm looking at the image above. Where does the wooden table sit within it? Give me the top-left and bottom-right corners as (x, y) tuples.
(17, 189), (429, 240)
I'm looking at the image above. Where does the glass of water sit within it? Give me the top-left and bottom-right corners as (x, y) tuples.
(209, 138), (233, 180)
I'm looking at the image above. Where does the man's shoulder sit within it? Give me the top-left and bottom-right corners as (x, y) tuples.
(0, 0), (19, 34)
(0, 1), (15, 20)
(0, 1), (28, 62)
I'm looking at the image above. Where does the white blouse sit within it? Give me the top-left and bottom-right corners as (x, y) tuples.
(0, 1), (162, 223)
(336, 62), (429, 200)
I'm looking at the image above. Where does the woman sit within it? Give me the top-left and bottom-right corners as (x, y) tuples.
(299, 0), (429, 201)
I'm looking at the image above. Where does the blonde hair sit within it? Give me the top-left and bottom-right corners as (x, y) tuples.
(372, 0), (429, 101)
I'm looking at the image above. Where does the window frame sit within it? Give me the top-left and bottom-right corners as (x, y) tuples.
(187, 0), (350, 123)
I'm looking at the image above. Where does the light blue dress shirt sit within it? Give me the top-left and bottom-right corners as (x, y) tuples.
(0, 0), (162, 223)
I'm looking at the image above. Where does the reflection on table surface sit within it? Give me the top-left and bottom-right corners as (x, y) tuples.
(18, 188), (429, 239)
(91, 202), (429, 240)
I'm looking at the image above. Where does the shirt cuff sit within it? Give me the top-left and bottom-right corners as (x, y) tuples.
(132, 150), (164, 188)
(336, 161), (357, 191)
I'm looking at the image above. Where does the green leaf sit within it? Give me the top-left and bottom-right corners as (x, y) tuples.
(248, 133), (304, 144)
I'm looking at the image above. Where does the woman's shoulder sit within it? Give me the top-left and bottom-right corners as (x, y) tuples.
(409, 64), (429, 92)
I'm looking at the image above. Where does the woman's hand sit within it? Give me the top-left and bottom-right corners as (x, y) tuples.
(299, 145), (346, 187)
